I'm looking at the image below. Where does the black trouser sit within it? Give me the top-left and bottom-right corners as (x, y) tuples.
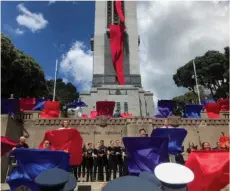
(78, 159), (86, 178)
(93, 158), (98, 181)
(115, 162), (123, 178)
(108, 157), (116, 180)
(86, 158), (93, 182)
(98, 157), (109, 181)
(122, 157), (129, 176)
(71, 165), (78, 180)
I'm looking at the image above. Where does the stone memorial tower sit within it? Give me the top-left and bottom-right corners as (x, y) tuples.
(80, 1), (154, 116)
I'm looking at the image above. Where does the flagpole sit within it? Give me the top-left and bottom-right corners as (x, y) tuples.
(193, 59), (201, 105)
(53, 59), (58, 101)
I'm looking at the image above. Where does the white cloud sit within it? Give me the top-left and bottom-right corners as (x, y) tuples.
(137, 1), (229, 101)
(16, 3), (48, 33)
(59, 41), (93, 90)
(62, 78), (68, 84)
(60, 1), (229, 102)
(4, 25), (24, 36)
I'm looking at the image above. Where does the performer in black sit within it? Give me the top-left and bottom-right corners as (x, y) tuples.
(114, 140), (123, 177)
(86, 143), (94, 182)
(107, 140), (116, 180)
(93, 142), (100, 181)
(98, 140), (109, 181)
(78, 144), (87, 181)
(122, 147), (128, 176)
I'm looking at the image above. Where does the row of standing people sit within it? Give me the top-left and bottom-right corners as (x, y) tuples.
(72, 140), (128, 182)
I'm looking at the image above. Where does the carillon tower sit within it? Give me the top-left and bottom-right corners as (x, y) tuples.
(81, 1), (154, 117)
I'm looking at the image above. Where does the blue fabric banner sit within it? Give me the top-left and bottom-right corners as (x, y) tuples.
(151, 128), (187, 155)
(185, 104), (203, 118)
(67, 100), (87, 109)
(33, 99), (49, 111)
(155, 100), (176, 118)
(1, 98), (20, 116)
(8, 148), (70, 191)
(201, 98), (215, 110)
(122, 137), (169, 175)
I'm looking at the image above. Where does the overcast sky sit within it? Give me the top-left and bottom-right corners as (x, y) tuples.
(59, 1), (229, 103)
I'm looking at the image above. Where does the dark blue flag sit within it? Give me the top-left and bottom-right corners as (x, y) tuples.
(122, 137), (169, 175)
(185, 104), (203, 118)
(151, 128), (187, 155)
(8, 149), (70, 191)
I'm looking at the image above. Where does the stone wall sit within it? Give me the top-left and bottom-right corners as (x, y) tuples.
(1, 112), (229, 183)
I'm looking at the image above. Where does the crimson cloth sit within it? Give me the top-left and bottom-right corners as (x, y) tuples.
(96, 101), (115, 117)
(1, 136), (18, 156)
(185, 151), (229, 191)
(40, 101), (60, 118)
(39, 128), (83, 165)
(109, 24), (125, 85)
(205, 102), (220, 118)
(20, 98), (36, 111)
(115, 0), (125, 22)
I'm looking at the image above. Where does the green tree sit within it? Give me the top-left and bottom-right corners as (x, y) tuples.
(172, 91), (208, 104)
(45, 78), (79, 105)
(173, 47), (229, 99)
(1, 34), (47, 97)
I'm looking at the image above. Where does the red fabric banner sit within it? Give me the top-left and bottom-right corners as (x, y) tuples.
(121, 113), (133, 118)
(20, 98), (36, 111)
(39, 128), (83, 165)
(96, 101), (115, 117)
(40, 101), (60, 118)
(109, 24), (125, 85)
(185, 151), (229, 191)
(218, 98), (230, 111)
(1, 136), (18, 156)
(115, 0), (125, 22)
(205, 102), (220, 118)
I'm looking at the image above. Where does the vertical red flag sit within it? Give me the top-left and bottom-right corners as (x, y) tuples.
(109, 24), (125, 85)
(115, 0), (125, 22)
(39, 128), (83, 165)
(185, 151), (229, 191)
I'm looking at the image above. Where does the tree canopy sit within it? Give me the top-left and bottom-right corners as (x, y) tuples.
(1, 33), (79, 104)
(1, 33), (47, 97)
(45, 78), (79, 105)
(173, 47), (229, 100)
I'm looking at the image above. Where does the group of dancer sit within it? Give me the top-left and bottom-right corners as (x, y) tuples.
(72, 139), (128, 182)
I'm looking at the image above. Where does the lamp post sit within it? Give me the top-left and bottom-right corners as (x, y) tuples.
(192, 58), (201, 105)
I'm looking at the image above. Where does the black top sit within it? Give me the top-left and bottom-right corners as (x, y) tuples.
(107, 146), (116, 160)
(114, 146), (122, 162)
(98, 146), (107, 159)
(16, 143), (29, 149)
(86, 148), (93, 158)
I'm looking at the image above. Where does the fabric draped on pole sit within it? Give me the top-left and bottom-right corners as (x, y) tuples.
(1, 136), (18, 156)
(96, 101), (115, 117)
(8, 149), (70, 191)
(1, 98), (20, 116)
(67, 100), (88, 109)
(151, 128), (187, 155)
(115, 0), (125, 22)
(20, 98), (36, 111)
(109, 24), (125, 85)
(40, 101), (60, 118)
(155, 100), (175, 118)
(218, 98), (230, 111)
(122, 137), (169, 175)
(201, 98), (215, 110)
(185, 151), (229, 191)
(39, 128), (83, 165)
(33, 99), (49, 111)
(185, 104), (203, 118)
(205, 102), (220, 118)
